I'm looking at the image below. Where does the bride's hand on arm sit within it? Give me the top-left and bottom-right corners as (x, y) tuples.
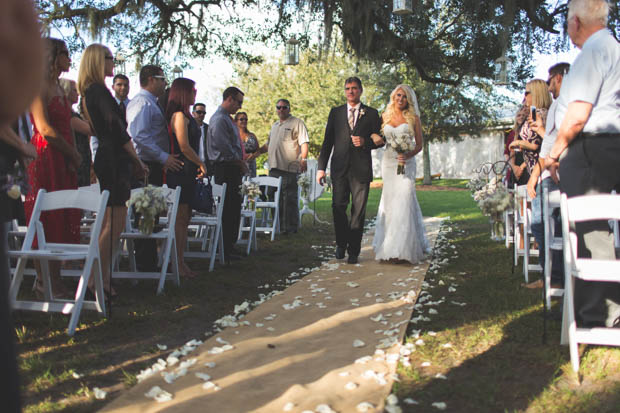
(370, 133), (384, 146)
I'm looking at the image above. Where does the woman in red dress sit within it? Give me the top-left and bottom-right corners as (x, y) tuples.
(25, 38), (82, 297)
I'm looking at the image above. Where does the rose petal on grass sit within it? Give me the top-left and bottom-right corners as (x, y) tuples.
(156, 344), (167, 351)
(93, 387), (107, 400)
(432, 402), (447, 410)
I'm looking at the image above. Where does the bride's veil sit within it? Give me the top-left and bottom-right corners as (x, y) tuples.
(396, 84), (420, 117)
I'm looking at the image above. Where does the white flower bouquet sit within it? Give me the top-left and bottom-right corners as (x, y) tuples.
(1, 162), (29, 200)
(126, 185), (167, 235)
(471, 176), (512, 218)
(239, 181), (261, 200)
(297, 174), (311, 200)
(385, 130), (416, 174)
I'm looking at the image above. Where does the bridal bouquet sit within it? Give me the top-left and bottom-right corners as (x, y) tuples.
(385, 130), (416, 174)
(126, 185), (167, 235)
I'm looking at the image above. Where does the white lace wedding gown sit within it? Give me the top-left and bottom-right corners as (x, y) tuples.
(373, 123), (430, 263)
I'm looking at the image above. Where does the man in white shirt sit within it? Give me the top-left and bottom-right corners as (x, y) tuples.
(547, 0), (620, 328)
(258, 99), (309, 234)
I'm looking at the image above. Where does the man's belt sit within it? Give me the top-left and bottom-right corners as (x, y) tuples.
(579, 132), (619, 139)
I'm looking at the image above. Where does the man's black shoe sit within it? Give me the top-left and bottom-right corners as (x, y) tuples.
(347, 255), (358, 264)
(335, 246), (346, 259)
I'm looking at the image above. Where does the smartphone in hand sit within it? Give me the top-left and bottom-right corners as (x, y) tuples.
(531, 105), (537, 122)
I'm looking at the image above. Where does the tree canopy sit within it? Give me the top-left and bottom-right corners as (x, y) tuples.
(37, 0), (620, 86)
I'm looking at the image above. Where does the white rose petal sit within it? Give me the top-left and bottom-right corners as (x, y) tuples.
(353, 339), (365, 348)
(429, 308), (438, 314)
(72, 372), (83, 379)
(315, 404), (336, 413)
(435, 373), (448, 379)
(195, 372), (211, 381)
(339, 371), (350, 377)
(156, 344), (167, 351)
(283, 402), (295, 411)
(356, 402), (375, 412)
(205, 362), (216, 368)
(442, 343), (452, 348)
(145, 386), (173, 403)
(403, 398), (419, 405)
(385, 405), (402, 413)
(93, 387), (107, 400)
(386, 394), (398, 405)
(415, 339), (425, 346)
(421, 361), (431, 367)
(432, 402), (447, 410)
(345, 381), (358, 390)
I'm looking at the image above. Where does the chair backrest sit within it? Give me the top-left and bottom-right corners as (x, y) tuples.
(23, 188), (109, 250)
(78, 182), (101, 193)
(125, 186), (181, 233)
(251, 176), (281, 203)
(211, 182), (227, 222)
(560, 193), (620, 264)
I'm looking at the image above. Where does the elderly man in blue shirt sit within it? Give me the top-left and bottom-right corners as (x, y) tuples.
(207, 86), (247, 262)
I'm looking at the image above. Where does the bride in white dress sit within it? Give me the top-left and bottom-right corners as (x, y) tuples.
(372, 84), (430, 263)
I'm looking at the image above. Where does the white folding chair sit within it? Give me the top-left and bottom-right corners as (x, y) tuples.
(560, 193), (620, 373)
(252, 176), (282, 241)
(514, 184), (541, 282)
(9, 188), (109, 336)
(237, 202), (258, 256)
(186, 182), (227, 271)
(542, 187), (564, 309)
(504, 185), (515, 249)
(113, 186), (181, 295)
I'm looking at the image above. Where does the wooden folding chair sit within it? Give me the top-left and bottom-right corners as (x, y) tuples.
(560, 193), (620, 373)
(9, 188), (109, 336)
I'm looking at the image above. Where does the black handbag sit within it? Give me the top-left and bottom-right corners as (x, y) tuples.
(191, 177), (214, 214)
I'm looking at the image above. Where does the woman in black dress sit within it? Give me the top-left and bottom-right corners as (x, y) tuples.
(165, 78), (207, 278)
(77, 44), (148, 296)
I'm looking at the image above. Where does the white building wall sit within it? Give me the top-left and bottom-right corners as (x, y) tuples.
(372, 128), (506, 179)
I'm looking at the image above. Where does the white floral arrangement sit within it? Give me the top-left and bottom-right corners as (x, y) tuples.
(239, 181), (261, 200)
(385, 130), (416, 174)
(471, 176), (512, 220)
(297, 174), (311, 200)
(126, 185), (167, 235)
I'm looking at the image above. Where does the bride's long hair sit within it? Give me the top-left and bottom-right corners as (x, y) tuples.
(381, 84), (420, 135)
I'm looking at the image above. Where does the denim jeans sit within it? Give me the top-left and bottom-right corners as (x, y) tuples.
(530, 177), (564, 285)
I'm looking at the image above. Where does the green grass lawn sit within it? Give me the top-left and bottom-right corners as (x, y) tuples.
(13, 186), (620, 412)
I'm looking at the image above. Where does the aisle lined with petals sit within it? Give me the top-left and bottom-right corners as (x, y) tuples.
(100, 218), (445, 413)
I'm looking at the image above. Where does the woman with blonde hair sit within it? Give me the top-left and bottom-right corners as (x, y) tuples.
(25, 38), (83, 297)
(509, 79), (551, 175)
(371, 84), (430, 264)
(78, 43), (148, 297)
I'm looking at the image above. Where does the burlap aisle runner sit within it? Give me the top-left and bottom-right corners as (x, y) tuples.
(100, 218), (444, 413)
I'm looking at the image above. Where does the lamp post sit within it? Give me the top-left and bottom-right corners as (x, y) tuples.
(172, 65), (183, 79)
(284, 37), (299, 65)
(393, 0), (413, 15)
(494, 54), (511, 86)
(115, 52), (126, 74)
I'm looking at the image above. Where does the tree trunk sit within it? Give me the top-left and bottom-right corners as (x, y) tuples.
(423, 139), (432, 185)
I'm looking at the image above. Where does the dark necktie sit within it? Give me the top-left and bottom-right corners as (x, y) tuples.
(119, 101), (126, 120)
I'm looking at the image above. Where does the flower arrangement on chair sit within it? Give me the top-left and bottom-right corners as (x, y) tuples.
(469, 162), (513, 241)
(297, 174), (311, 201)
(126, 185), (167, 235)
(239, 181), (261, 210)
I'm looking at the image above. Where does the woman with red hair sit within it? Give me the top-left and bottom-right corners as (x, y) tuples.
(165, 78), (206, 278)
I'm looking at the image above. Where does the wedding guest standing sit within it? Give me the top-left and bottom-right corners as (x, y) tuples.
(78, 43), (148, 297)
(547, 0), (620, 328)
(234, 112), (260, 177)
(0, 2), (43, 409)
(207, 87), (247, 262)
(508, 79), (551, 176)
(60, 78), (93, 187)
(165, 78), (207, 278)
(25, 38), (82, 298)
